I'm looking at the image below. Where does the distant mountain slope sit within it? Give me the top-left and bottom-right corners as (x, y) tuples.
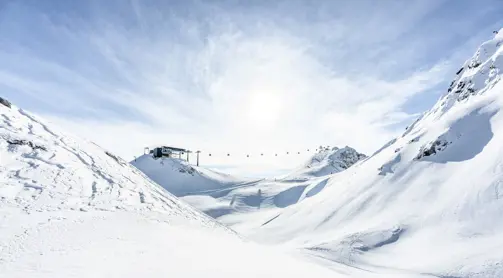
(131, 154), (249, 196)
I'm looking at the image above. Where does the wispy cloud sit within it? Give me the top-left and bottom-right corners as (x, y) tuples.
(1, 0), (502, 176)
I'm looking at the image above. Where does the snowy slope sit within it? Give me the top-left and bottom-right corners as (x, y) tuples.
(241, 30), (503, 277)
(156, 146), (366, 232)
(0, 103), (351, 278)
(181, 176), (334, 232)
(131, 152), (329, 227)
(131, 154), (248, 196)
(0, 106), (204, 216)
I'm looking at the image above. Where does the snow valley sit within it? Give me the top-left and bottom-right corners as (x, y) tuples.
(133, 30), (503, 277)
(2, 28), (503, 278)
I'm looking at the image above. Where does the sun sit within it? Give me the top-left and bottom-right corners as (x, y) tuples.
(246, 92), (282, 129)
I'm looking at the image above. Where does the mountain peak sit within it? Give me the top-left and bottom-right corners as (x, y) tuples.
(429, 31), (502, 119)
(284, 145), (366, 180)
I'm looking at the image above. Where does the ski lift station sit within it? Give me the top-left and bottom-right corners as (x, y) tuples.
(149, 146), (188, 159)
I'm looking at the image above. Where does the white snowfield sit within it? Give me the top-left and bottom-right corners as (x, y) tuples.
(0, 105), (351, 277)
(135, 31), (503, 277)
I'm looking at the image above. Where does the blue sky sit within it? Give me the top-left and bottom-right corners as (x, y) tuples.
(1, 0), (502, 177)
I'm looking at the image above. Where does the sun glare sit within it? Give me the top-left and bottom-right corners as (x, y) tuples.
(246, 92), (282, 129)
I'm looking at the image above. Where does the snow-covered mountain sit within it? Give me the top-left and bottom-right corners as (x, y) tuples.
(241, 29), (503, 277)
(0, 102), (343, 278)
(284, 146), (367, 180)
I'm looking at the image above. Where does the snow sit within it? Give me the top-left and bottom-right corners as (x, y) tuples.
(236, 33), (503, 277)
(283, 146), (367, 180)
(133, 32), (503, 277)
(3, 30), (503, 278)
(133, 146), (365, 232)
(0, 104), (347, 278)
(1, 209), (352, 278)
(131, 154), (249, 196)
(253, 102), (503, 274)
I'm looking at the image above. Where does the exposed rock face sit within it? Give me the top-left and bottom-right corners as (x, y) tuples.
(287, 146), (367, 180)
(325, 147), (367, 170)
(415, 138), (451, 160)
(0, 96), (11, 108)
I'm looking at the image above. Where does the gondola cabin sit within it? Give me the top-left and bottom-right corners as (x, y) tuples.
(151, 146), (188, 159)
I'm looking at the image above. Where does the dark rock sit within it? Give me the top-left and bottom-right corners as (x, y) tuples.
(447, 80), (455, 92)
(105, 151), (126, 166)
(415, 139), (449, 160)
(178, 165), (195, 175)
(408, 136), (420, 143)
(468, 60), (481, 69)
(0, 97), (11, 108)
(6, 139), (47, 151)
